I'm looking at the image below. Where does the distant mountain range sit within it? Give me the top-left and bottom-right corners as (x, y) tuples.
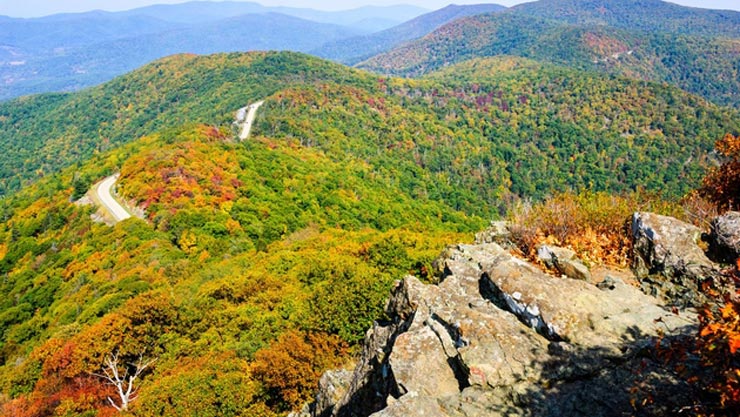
(311, 4), (507, 65)
(360, 0), (740, 108)
(115, 1), (427, 29)
(0, 1), (431, 101)
(2, 0), (740, 109)
(1, 13), (359, 99)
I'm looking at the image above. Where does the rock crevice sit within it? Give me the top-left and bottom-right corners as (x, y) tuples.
(296, 211), (739, 417)
(303, 241), (696, 417)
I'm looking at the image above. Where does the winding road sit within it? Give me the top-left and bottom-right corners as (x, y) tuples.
(238, 100), (264, 141)
(93, 100), (265, 224)
(96, 174), (131, 223)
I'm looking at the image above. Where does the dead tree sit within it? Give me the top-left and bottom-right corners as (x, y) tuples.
(93, 351), (155, 411)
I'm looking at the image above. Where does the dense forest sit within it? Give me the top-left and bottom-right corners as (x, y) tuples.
(0, 52), (375, 196)
(1, 0), (740, 414)
(0, 49), (738, 415)
(1, 52), (738, 203)
(360, 11), (740, 109)
(0, 123), (474, 416)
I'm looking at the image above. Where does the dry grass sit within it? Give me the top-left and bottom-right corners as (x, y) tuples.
(506, 191), (695, 268)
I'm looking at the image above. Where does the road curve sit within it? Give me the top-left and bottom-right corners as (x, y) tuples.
(239, 100), (265, 141)
(96, 174), (131, 223)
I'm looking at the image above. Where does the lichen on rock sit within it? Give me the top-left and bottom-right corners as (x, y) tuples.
(303, 221), (701, 417)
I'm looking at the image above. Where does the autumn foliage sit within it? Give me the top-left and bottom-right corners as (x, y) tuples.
(1, 52), (738, 416)
(252, 330), (348, 411)
(701, 134), (740, 211)
(697, 290), (740, 415)
(507, 191), (683, 267)
(690, 134), (740, 416)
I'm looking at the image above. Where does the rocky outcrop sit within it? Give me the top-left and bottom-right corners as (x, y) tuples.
(632, 212), (714, 278)
(306, 240), (697, 417)
(473, 221), (514, 248)
(709, 211), (740, 263)
(536, 244), (592, 281)
(631, 212), (720, 306)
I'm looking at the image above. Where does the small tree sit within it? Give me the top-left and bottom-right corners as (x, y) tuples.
(701, 133), (740, 211)
(93, 351), (155, 412)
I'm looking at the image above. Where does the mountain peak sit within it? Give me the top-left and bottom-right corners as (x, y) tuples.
(511, 0), (740, 35)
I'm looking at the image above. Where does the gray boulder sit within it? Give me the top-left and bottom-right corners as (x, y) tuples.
(631, 212), (713, 278)
(709, 211), (740, 263)
(631, 212), (719, 306)
(373, 392), (450, 417)
(537, 244), (592, 281)
(315, 370), (354, 417)
(291, 370), (354, 417)
(474, 221), (514, 248)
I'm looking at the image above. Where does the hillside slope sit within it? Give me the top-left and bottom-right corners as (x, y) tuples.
(0, 123), (476, 417)
(0, 52), (373, 195)
(359, 11), (740, 109)
(512, 0), (740, 37)
(0, 50), (739, 417)
(312, 4), (507, 65)
(1, 52), (737, 202)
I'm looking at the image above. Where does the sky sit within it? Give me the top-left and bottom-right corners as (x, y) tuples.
(0, 0), (739, 18)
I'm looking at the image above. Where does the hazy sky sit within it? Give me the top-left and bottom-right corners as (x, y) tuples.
(1, 0), (739, 18)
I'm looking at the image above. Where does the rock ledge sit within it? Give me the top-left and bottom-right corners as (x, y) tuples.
(301, 240), (697, 417)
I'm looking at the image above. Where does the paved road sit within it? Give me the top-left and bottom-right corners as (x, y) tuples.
(239, 100), (265, 141)
(96, 174), (131, 223)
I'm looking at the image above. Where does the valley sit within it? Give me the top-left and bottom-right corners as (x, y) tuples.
(0, 0), (739, 416)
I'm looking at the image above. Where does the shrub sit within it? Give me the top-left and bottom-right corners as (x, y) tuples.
(697, 285), (740, 415)
(251, 330), (347, 411)
(507, 191), (683, 267)
(673, 134), (740, 416)
(700, 134), (740, 211)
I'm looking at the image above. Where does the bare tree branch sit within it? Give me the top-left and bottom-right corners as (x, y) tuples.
(91, 350), (156, 412)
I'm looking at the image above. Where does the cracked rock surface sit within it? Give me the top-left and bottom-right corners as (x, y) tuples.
(302, 239), (697, 417)
(631, 212), (723, 307)
(710, 211), (740, 263)
(632, 212), (716, 281)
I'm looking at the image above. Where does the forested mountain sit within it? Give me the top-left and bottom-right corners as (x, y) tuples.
(0, 53), (368, 195)
(1, 2), (740, 416)
(312, 3), (507, 65)
(360, 7), (740, 109)
(511, 0), (740, 37)
(1, 52), (737, 202)
(0, 50), (738, 417)
(0, 1), (428, 101)
(0, 0), (737, 404)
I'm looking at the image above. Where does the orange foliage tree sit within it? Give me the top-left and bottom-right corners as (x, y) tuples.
(251, 330), (348, 411)
(697, 289), (740, 415)
(701, 133), (740, 211)
(691, 133), (740, 415)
